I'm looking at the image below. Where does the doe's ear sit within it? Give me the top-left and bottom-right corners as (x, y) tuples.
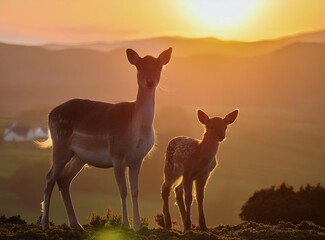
(224, 110), (239, 125)
(197, 109), (209, 125)
(158, 47), (172, 66)
(126, 48), (140, 65)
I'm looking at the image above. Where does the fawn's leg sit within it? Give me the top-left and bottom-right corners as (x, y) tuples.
(161, 180), (173, 229)
(41, 146), (73, 229)
(175, 182), (186, 225)
(57, 157), (85, 230)
(128, 160), (143, 230)
(183, 176), (193, 231)
(195, 176), (209, 230)
(114, 164), (130, 228)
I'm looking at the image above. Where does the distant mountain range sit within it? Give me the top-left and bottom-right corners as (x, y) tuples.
(0, 30), (324, 121)
(41, 30), (325, 57)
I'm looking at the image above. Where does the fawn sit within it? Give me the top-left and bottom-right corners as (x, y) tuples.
(161, 109), (238, 230)
(38, 48), (172, 230)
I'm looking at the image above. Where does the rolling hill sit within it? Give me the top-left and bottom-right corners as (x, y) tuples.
(1, 34), (325, 120)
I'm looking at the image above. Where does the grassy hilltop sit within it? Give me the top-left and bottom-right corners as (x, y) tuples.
(1, 214), (325, 240)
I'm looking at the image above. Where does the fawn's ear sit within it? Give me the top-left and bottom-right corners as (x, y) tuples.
(224, 110), (239, 125)
(158, 47), (172, 66)
(126, 49), (140, 65)
(197, 109), (209, 125)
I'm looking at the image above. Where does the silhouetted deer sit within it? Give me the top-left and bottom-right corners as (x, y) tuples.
(37, 48), (172, 230)
(161, 109), (238, 231)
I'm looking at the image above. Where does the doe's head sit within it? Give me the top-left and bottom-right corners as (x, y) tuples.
(126, 48), (172, 89)
(198, 109), (239, 142)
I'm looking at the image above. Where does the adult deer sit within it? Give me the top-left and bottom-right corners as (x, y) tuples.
(161, 109), (238, 231)
(38, 48), (172, 230)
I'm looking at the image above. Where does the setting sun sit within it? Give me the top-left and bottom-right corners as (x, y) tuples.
(1, 0), (325, 43)
(181, 0), (263, 39)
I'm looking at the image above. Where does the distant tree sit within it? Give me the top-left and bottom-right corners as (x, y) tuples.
(239, 183), (325, 226)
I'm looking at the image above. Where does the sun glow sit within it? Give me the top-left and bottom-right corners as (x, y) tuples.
(182, 0), (262, 39)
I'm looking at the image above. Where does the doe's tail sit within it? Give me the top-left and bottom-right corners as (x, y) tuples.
(34, 130), (53, 149)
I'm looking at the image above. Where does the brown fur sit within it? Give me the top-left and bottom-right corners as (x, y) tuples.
(39, 48), (172, 230)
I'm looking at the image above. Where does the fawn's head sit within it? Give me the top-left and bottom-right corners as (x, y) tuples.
(198, 109), (239, 142)
(126, 48), (172, 89)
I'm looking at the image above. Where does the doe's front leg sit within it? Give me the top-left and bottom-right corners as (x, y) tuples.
(129, 161), (143, 230)
(114, 165), (130, 228)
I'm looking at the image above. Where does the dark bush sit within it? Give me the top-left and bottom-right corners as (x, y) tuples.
(239, 183), (325, 226)
(0, 214), (27, 225)
(88, 212), (108, 229)
(154, 212), (165, 228)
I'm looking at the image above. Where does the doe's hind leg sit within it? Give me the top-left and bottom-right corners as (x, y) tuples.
(41, 147), (73, 229)
(57, 157), (85, 230)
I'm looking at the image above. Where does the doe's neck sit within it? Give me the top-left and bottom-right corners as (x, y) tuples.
(134, 86), (156, 125)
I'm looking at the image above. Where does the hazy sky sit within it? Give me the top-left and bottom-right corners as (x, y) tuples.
(1, 0), (325, 44)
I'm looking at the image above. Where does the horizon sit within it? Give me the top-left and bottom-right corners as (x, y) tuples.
(1, 28), (325, 47)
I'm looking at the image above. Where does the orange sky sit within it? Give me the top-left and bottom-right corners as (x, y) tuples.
(0, 0), (325, 44)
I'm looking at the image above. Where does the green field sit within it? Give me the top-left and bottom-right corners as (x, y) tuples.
(0, 106), (325, 228)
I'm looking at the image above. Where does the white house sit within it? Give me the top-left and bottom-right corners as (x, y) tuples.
(33, 127), (48, 139)
(3, 123), (48, 142)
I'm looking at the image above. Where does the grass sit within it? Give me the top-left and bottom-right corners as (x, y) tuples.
(0, 214), (325, 240)
(0, 141), (50, 177)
